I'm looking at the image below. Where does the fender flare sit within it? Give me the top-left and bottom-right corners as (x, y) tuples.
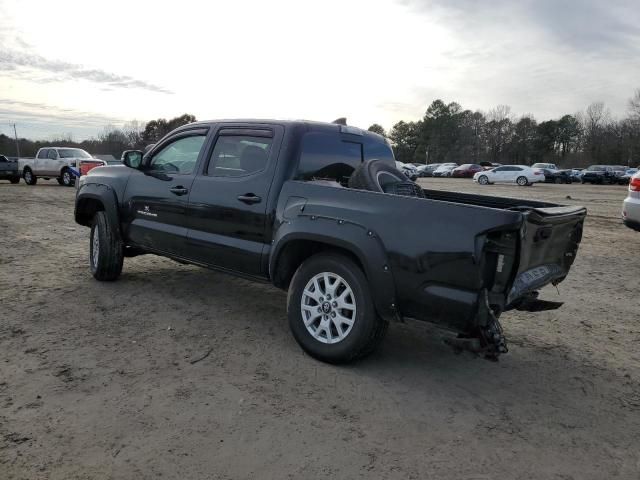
(270, 215), (400, 322)
(75, 183), (120, 232)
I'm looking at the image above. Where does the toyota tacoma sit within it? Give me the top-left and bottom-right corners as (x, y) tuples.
(75, 119), (586, 363)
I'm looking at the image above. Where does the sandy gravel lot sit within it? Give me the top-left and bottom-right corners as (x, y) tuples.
(1, 178), (639, 479)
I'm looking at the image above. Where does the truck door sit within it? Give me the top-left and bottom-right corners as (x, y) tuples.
(46, 148), (60, 176)
(122, 129), (209, 257)
(34, 149), (48, 174)
(185, 124), (284, 277)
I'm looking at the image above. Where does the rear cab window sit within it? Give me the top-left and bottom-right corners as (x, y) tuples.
(296, 128), (394, 184)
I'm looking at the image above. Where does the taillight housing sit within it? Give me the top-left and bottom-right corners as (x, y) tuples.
(630, 177), (640, 192)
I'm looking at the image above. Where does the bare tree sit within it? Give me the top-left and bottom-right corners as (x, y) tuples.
(629, 88), (640, 120)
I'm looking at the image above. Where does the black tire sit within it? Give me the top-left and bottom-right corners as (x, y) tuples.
(90, 211), (124, 281)
(516, 176), (528, 186)
(57, 177), (64, 185)
(348, 159), (409, 193)
(287, 252), (388, 364)
(61, 168), (74, 187)
(9, 176), (20, 184)
(23, 168), (37, 185)
(478, 175), (489, 185)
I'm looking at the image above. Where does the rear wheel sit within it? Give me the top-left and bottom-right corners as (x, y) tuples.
(478, 175), (489, 185)
(90, 211), (124, 281)
(56, 177), (64, 185)
(287, 252), (388, 364)
(516, 176), (528, 186)
(23, 168), (37, 185)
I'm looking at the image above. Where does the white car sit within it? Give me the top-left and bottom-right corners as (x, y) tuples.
(473, 165), (544, 186)
(532, 162), (558, 173)
(433, 163), (458, 177)
(622, 171), (640, 231)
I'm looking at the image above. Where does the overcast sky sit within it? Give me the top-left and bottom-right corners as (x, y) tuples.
(1, 0), (639, 140)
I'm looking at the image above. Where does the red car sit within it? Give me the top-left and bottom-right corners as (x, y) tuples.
(451, 164), (484, 178)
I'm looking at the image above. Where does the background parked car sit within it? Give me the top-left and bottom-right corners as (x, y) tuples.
(0, 154), (21, 184)
(581, 165), (617, 185)
(611, 165), (628, 184)
(543, 169), (573, 184)
(433, 163), (458, 177)
(19, 147), (93, 186)
(532, 162), (559, 172)
(417, 163), (442, 177)
(569, 168), (584, 182)
(622, 171), (640, 231)
(621, 168), (638, 184)
(395, 161), (418, 180)
(474, 165), (543, 186)
(451, 163), (483, 178)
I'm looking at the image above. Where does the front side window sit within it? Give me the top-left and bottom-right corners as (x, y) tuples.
(207, 135), (273, 177)
(150, 135), (206, 174)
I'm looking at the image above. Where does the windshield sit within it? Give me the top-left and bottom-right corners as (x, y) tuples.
(587, 165), (606, 171)
(58, 149), (92, 159)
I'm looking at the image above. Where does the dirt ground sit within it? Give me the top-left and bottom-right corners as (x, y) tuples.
(1, 178), (639, 479)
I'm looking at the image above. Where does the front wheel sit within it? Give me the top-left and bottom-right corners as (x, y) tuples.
(516, 176), (528, 186)
(287, 252), (388, 364)
(61, 169), (74, 187)
(90, 211), (124, 281)
(478, 175), (489, 185)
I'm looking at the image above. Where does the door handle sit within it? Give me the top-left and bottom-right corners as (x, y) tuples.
(169, 186), (189, 196)
(237, 193), (262, 204)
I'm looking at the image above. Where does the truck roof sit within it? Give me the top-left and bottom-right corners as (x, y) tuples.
(181, 119), (388, 142)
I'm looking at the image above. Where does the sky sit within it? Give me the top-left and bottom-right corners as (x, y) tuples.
(0, 0), (639, 141)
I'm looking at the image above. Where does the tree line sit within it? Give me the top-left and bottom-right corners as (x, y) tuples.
(3, 90), (640, 168)
(0, 114), (197, 159)
(370, 89), (640, 168)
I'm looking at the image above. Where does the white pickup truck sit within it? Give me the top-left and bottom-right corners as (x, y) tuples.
(20, 147), (94, 186)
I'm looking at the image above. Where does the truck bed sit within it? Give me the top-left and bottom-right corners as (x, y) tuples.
(277, 181), (586, 333)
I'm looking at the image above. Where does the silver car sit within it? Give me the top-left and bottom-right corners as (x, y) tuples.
(622, 171), (640, 231)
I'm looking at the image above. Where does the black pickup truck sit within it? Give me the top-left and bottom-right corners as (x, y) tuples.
(0, 155), (21, 183)
(75, 120), (586, 363)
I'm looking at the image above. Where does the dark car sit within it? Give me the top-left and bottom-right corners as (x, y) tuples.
(581, 165), (617, 185)
(75, 119), (586, 363)
(452, 163), (484, 178)
(543, 169), (573, 184)
(0, 154), (20, 184)
(417, 163), (442, 177)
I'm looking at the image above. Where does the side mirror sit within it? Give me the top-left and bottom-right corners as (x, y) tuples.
(122, 150), (143, 169)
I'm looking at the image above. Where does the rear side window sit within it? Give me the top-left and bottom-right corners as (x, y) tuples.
(298, 132), (363, 182)
(47, 149), (58, 159)
(207, 135), (273, 177)
(37, 149), (48, 159)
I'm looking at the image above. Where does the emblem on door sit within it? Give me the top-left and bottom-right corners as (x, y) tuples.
(137, 205), (158, 217)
